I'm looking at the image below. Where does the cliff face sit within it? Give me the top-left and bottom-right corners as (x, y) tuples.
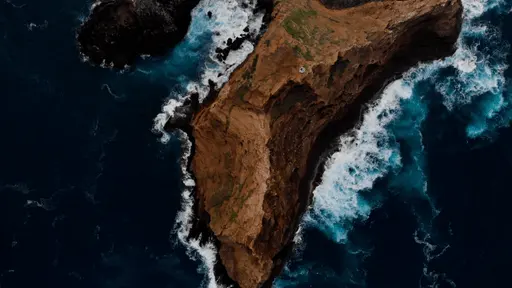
(191, 0), (462, 287)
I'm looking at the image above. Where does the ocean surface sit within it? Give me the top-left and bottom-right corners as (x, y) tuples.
(1, 0), (511, 288)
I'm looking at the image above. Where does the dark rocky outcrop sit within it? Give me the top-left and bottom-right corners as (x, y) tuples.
(77, 0), (200, 68)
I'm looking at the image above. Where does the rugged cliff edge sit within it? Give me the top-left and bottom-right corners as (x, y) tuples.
(190, 0), (462, 287)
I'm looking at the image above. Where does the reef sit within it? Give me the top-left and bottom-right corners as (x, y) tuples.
(77, 0), (200, 68)
(188, 0), (463, 287)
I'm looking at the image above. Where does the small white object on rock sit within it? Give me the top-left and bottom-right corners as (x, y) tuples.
(299, 66), (306, 74)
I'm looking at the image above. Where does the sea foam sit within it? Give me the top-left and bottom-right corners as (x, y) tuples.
(304, 80), (412, 243)
(173, 130), (223, 288)
(305, 0), (511, 244)
(281, 0), (511, 286)
(152, 0), (510, 286)
(153, 0), (264, 143)
(152, 1), (265, 287)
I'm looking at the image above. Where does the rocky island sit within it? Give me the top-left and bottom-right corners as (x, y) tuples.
(77, 0), (463, 286)
(189, 0), (462, 287)
(77, 0), (200, 68)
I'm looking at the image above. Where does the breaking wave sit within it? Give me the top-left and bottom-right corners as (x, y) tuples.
(304, 80), (411, 243)
(143, 0), (511, 286)
(149, 1), (264, 287)
(173, 130), (220, 288)
(152, 0), (264, 143)
(277, 0), (511, 286)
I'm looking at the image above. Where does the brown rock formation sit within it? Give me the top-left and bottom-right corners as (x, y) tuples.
(190, 0), (462, 287)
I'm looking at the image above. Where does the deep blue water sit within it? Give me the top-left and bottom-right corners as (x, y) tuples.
(2, 0), (512, 288)
(0, 1), (203, 287)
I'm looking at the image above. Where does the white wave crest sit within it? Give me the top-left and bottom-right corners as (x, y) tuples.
(173, 130), (225, 288)
(435, 26), (507, 112)
(154, 1), (265, 287)
(304, 0), (510, 242)
(153, 0), (264, 143)
(463, 0), (504, 19)
(436, 0), (509, 137)
(305, 80), (413, 243)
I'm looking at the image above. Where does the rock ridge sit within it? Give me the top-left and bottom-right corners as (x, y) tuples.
(188, 0), (463, 287)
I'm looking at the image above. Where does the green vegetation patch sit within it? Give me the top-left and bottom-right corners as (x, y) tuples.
(236, 84), (250, 102)
(238, 191), (252, 210)
(292, 45), (314, 61)
(230, 210), (238, 222)
(210, 173), (234, 208)
(303, 48), (313, 61)
(282, 9), (318, 43)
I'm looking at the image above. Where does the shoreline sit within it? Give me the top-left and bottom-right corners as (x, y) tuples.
(169, 0), (461, 286)
(167, 2), (276, 287)
(264, 19), (461, 284)
(267, 72), (403, 288)
(178, 37), (459, 288)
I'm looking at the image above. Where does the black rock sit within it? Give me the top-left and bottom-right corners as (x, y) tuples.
(212, 0), (275, 63)
(256, 0), (274, 25)
(77, 0), (200, 68)
(215, 33), (251, 62)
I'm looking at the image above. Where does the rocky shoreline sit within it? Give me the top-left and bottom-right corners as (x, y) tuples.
(161, 2), (275, 287)
(76, 0), (463, 287)
(77, 0), (274, 69)
(188, 0), (462, 287)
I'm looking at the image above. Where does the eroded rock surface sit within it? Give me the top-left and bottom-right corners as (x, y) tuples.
(191, 0), (462, 287)
(77, 0), (200, 68)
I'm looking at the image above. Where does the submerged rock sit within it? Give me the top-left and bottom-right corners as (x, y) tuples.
(189, 0), (463, 287)
(77, 0), (200, 68)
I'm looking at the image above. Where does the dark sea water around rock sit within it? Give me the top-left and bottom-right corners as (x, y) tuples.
(0, 1), (201, 287)
(1, 0), (512, 288)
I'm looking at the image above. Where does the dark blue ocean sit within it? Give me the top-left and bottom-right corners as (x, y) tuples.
(0, 0), (202, 287)
(1, 0), (512, 288)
